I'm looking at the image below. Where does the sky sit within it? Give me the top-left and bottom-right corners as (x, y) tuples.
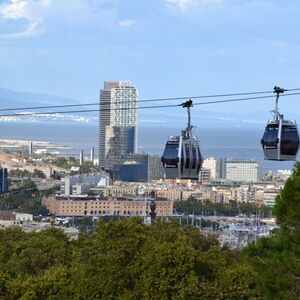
(1, 0), (300, 116)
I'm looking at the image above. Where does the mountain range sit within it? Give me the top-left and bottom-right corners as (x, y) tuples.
(0, 87), (79, 108)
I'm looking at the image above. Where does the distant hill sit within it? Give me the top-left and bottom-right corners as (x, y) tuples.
(0, 87), (98, 122)
(0, 87), (80, 108)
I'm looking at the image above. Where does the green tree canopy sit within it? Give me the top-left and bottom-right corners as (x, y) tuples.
(244, 162), (300, 300)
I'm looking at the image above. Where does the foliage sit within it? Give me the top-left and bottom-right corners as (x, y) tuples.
(32, 169), (46, 179)
(0, 190), (49, 215)
(2, 159), (300, 300)
(0, 218), (261, 299)
(51, 157), (97, 174)
(243, 162), (300, 299)
(9, 169), (46, 179)
(174, 197), (272, 217)
(273, 162), (300, 234)
(1, 164), (300, 299)
(52, 157), (69, 169)
(8, 169), (31, 178)
(20, 179), (37, 190)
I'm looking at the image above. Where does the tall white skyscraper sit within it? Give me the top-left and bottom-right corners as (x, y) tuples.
(99, 81), (138, 170)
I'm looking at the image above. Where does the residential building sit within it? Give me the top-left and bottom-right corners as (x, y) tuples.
(263, 188), (280, 207)
(99, 81), (138, 170)
(156, 188), (182, 202)
(231, 185), (255, 204)
(199, 168), (211, 182)
(202, 157), (218, 180)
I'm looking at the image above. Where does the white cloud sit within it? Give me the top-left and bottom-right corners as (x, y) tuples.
(0, 0), (123, 38)
(2, 18), (45, 38)
(117, 19), (136, 28)
(0, 0), (52, 38)
(165, 0), (223, 11)
(166, 0), (192, 11)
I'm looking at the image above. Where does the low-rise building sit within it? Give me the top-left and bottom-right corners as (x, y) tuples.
(61, 172), (110, 195)
(156, 188), (182, 202)
(42, 195), (173, 217)
(0, 211), (33, 228)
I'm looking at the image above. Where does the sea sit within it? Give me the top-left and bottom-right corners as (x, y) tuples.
(0, 121), (298, 173)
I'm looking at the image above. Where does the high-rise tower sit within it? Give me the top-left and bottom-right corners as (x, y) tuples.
(99, 80), (138, 170)
(0, 166), (8, 193)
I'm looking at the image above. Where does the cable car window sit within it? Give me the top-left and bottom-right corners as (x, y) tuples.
(185, 146), (190, 169)
(263, 125), (279, 148)
(192, 145), (197, 169)
(281, 125), (299, 156)
(162, 143), (179, 166)
(197, 147), (202, 173)
(181, 147), (184, 173)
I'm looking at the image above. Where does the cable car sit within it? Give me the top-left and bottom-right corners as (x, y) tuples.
(161, 100), (203, 179)
(261, 86), (300, 160)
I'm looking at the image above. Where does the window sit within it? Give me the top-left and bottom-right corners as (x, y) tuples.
(162, 141), (179, 166)
(191, 145), (197, 169)
(185, 145), (190, 169)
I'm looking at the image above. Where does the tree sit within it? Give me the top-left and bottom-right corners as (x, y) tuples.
(32, 169), (46, 179)
(273, 162), (300, 234)
(244, 162), (300, 299)
(0, 217), (263, 299)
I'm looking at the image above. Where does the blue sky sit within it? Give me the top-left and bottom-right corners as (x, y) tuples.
(0, 0), (300, 116)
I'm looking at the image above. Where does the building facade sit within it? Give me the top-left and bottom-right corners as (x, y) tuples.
(99, 81), (138, 170)
(42, 195), (173, 217)
(60, 172), (110, 196)
(113, 154), (164, 182)
(224, 159), (260, 183)
(202, 157), (218, 180)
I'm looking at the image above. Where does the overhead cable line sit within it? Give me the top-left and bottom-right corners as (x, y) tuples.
(1, 91), (300, 118)
(2, 88), (298, 112)
(193, 92), (300, 106)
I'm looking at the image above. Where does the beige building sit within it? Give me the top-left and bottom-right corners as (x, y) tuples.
(215, 188), (232, 203)
(202, 157), (218, 180)
(42, 195), (173, 217)
(181, 190), (193, 201)
(231, 186), (255, 204)
(156, 189), (182, 202)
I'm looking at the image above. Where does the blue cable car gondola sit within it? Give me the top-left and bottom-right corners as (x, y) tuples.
(261, 86), (300, 160)
(161, 100), (203, 179)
